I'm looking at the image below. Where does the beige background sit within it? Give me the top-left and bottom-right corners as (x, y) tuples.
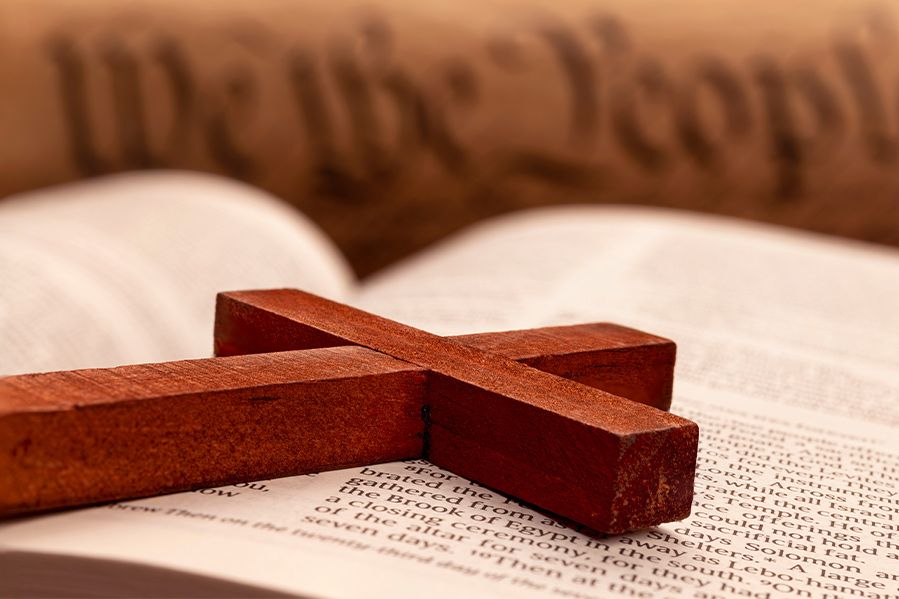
(2, 0), (899, 274)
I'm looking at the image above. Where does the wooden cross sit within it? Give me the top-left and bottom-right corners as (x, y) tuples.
(0, 289), (697, 534)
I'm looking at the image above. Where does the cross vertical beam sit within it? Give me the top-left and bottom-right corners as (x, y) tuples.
(215, 290), (697, 533)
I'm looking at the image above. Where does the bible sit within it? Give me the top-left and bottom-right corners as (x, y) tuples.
(1, 172), (898, 598)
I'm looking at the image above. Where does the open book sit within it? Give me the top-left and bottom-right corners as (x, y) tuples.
(1, 172), (898, 597)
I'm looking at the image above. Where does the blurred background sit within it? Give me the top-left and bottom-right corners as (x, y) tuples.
(2, 0), (899, 277)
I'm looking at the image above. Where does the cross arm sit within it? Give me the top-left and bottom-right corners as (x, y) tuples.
(0, 348), (425, 516)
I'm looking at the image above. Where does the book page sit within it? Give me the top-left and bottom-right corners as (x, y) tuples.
(359, 206), (899, 424)
(0, 172), (354, 375)
(2, 207), (899, 598)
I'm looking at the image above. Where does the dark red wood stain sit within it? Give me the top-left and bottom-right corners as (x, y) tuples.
(0, 288), (697, 534)
(215, 290), (697, 533)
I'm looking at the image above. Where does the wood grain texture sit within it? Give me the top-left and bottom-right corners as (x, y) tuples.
(0, 348), (426, 515)
(216, 289), (698, 533)
(454, 325), (675, 411)
(0, 309), (677, 522)
(216, 307), (676, 410)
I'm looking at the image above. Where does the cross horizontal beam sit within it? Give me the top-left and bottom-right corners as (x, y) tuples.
(0, 301), (685, 533)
